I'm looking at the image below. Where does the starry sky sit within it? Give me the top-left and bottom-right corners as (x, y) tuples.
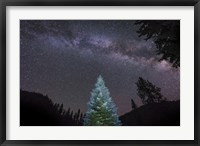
(20, 20), (180, 115)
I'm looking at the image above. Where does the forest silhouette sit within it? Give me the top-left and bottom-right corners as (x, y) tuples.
(20, 90), (83, 126)
(20, 89), (180, 126)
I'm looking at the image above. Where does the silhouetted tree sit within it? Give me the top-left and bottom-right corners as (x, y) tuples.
(131, 99), (137, 110)
(70, 111), (73, 119)
(67, 108), (71, 115)
(135, 20), (180, 68)
(80, 113), (84, 125)
(77, 109), (80, 121)
(54, 103), (59, 111)
(80, 113), (83, 120)
(62, 111), (66, 116)
(74, 113), (77, 121)
(83, 75), (121, 126)
(59, 104), (64, 115)
(136, 77), (163, 104)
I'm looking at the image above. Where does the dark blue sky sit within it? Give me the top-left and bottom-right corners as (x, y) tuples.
(20, 20), (180, 115)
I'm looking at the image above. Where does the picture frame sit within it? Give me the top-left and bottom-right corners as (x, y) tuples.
(0, 0), (199, 145)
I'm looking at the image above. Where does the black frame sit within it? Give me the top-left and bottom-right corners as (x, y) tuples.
(0, 0), (199, 145)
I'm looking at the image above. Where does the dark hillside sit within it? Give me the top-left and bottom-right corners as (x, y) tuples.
(120, 101), (180, 126)
(20, 90), (83, 126)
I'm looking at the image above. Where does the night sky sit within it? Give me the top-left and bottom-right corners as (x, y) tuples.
(20, 20), (180, 115)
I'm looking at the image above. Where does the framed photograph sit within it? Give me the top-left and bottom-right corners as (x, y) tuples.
(0, 0), (199, 145)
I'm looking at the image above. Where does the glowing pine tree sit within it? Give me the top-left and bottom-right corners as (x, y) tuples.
(83, 75), (121, 126)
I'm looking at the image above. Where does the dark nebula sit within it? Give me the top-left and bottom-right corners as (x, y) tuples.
(20, 20), (180, 115)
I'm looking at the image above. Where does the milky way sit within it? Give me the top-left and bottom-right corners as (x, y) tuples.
(20, 20), (180, 115)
